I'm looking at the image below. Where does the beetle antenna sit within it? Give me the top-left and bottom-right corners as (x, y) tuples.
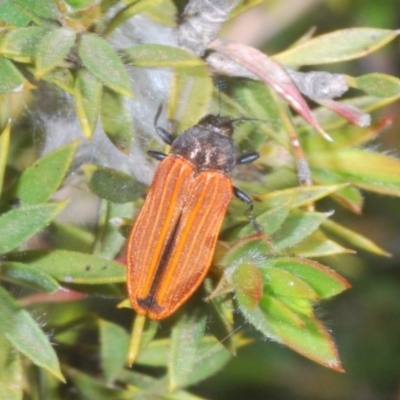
(154, 104), (163, 129)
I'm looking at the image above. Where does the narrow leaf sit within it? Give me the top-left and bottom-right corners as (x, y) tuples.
(100, 88), (133, 153)
(0, 202), (67, 254)
(104, 0), (162, 37)
(35, 28), (76, 77)
(99, 319), (129, 384)
(350, 73), (400, 99)
(255, 184), (347, 210)
(264, 257), (350, 299)
(310, 169), (364, 213)
(123, 44), (205, 68)
(275, 28), (399, 66)
(94, 201), (134, 260)
(0, 262), (60, 292)
(0, 2), (30, 26)
(168, 312), (207, 391)
(268, 311), (344, 371)
(0, 122), (10, 197)
(233, 263), (264, 309)
(66, 366), (133, 399)
(40, 67), (75, 93)
(290, 230), (352, 258)
(0, 26), (47, 63)
(181, 335), (234, 388)
(75, 69), (103, 139)
(0, 333), (23, 400)
(84, 164), (146, 203)
(0, 57), (32, 93)
(208, 39), (332, 141)
(310, 149), (400, 196)
(239, 199), (291, 237)
(10, 140), (79, 205)
(322, 219), (390, 256)
(264, 268), (318, 299)
(0, 285), (64, 381)
(169, 68), (213, 133)
(272, 211), (329, 249)
(78, 33), (132, 98)
(8, 249), (126, 284)
(237, 296), (343, 371)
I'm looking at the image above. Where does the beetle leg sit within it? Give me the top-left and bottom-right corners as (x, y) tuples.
(233, 186), (261, 233)
(237, 152), (259, 165)
(154, 105), (173, 145)
(148, 150), (167, 161)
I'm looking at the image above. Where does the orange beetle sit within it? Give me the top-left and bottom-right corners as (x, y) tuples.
(126, 110), (259, 320)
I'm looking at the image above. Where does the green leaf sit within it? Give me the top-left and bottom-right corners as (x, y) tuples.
(8, 249), (126, 284)
(66, 366), (133, 399)
(180, 335), (234, 389)
(233, 263), (263, 309)
(143, 0), (177, 27)
(0, 333), (23, 400)
(84, 164), (146, 203)
(259, 294), (306, 326)
(170, 70), (213, 133)
(322, 218), (390, 256)
(228, 79), (283, 145)
(0, 26), (47, 63)
(0, 2), (30, 26)
(122, 44), (205, 68)
(0, 56), (32, 93)
(35, 28), (76, 79)
(40, 67), (75, 94)
(104, 0), (163, 37)
(290, 230), (352, 258)
(0, 262), (60, 292)
(351, 73), (400, 98)
(136, 336), (233, 389)
(99, 319), (129, 384)
(0, 285), (64, 381)
(135, 338), (170, 366)
(100, 88), (134, 153)
(240, 198), (291, 238)
(264, 267), (318, 299)
(255, 184), (347, 211)
(12, 0), (58, 20)
(275, 28), (399, 66)
(47, 222), (94, 253)
(93, 201), (134, 260)
(78, 33), (132, 98)
(267, 311), (343, 371)
(10, 140), (79, 205)
(221, 233), (276, 267)
(0, 122), (10, 198)
(0, 202), (67, 254)
(310, 149), (400, 196)
(168, 312), (207, 391)
(310, 169), (364, 213)
(264, 257), (350, 299)
(122, 44), (212, 132)
(75, 69), (103, 139)
(7, 1), (58, 28)
(272, 211), (329, 249)
(237, 293), (343, 371)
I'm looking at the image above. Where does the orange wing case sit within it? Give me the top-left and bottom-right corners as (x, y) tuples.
(127, 156), (232, 320)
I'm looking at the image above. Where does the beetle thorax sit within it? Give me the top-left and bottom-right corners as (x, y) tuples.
(170, 124), (236, 174)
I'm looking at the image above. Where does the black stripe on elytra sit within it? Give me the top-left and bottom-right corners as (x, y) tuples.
(137, 213), (183, 313)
